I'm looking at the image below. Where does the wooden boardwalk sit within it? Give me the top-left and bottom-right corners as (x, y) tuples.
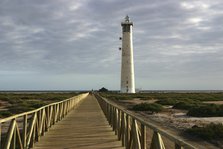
(34, 95), (124, 149)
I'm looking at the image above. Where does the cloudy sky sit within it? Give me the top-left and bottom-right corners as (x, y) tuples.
(0, 0), (222, 90)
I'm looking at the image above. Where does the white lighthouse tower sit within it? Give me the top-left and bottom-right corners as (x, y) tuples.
(120, 15), (135, 93)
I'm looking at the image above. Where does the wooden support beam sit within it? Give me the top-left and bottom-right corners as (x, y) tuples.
(132, 119), (141, 149)
(4, 119), (16, 149)
(16, 123), (23, 149)
(175, 143), (182, 149)
(150, 131), (165, 149)
(27, 113), (37, 147)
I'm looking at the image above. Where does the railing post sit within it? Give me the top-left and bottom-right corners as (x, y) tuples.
(106, 103), (109, 120)
(46, 106), (49, 132)
(48, 106), (53, 127)
(72, 99), (75, 109)
(12, 125), (16, 149)
(150, 131), (165, 149)
(112, 107), (115, 131)
(41, 109), (46, 136)
(53, 105), (55, 124)
(30, 120), (35, 148)
(117, 109), (121, 139)
(66, 101), (68, 115)
(114, 108), (117, 135)
(60, 103), (63, 119)
(109, 105), (112, 125)
(67, 101), (69, 113)
(175, 143), (182, 149)
(58, 103), (61, 120)
(62, 102), (65, 118)
(141, 124), (146, 149)
(68, 100), (70, 112)
(132, 119), (141, 149)
(55, 104), (58, 122)
(126, 114), (129, 148)
(23, 114), (27, 149)
(37, 110), (41, 141)
(121, 112), (125, 146)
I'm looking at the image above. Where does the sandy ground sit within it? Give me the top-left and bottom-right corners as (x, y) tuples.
(203, 101), (223, 105)
(120, 99), (223, 129)
(0, 100), (10, 111)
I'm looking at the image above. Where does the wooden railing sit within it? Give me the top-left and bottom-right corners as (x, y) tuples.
(0, 93), (89, 149)
(95, 94), (197, 149)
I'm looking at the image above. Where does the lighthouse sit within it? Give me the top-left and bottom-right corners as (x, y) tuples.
(120, 16), (135, 93)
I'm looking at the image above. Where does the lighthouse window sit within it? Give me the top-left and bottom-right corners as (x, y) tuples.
(122, 25), (130, 32)
(126, 81), (128, 84)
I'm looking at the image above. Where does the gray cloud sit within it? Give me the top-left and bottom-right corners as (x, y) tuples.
(0, 0), (222, 90)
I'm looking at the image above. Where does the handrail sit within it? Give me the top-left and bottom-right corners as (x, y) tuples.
(95, 93), (197, 149)
(0, 92), (89, 149)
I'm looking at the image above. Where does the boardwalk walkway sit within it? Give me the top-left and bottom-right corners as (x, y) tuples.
(34, 95), (124, 149)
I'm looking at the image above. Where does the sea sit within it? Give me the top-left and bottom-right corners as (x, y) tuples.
(0, 90), (222, 94)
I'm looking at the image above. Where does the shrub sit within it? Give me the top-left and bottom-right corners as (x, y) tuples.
(100, 92), (223, 102)
(99, 87), (109, 92)
(187, 104), (223, 117)
(156, 98), (179, 105)
(186, 123), (223, 140)
(132, 103), (163, 113)
(172, 101), (203, 110)
(0, 111), (12, 118)
(8, 105), (34, 114)
(0, 92), (80, 116)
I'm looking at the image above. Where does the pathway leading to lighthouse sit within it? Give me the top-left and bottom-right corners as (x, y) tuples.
(34, 95), (124, 149)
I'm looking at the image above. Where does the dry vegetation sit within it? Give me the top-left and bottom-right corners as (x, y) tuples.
(0, 92), (81, 118)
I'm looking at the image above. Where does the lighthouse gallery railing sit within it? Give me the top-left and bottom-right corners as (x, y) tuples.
(95, 93), (197, 149)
